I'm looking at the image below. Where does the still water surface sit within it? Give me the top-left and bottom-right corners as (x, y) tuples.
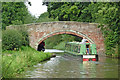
(23, 49), (119, 78)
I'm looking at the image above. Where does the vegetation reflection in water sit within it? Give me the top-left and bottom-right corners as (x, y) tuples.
(21, 52), (118, 78)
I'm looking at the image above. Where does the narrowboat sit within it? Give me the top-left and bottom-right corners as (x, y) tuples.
(65, 42), (98, 61)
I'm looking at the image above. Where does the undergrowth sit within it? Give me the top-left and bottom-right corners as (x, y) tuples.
(2, 46), (52, 78)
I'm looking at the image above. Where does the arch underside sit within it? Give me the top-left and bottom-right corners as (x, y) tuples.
(35, 30), (94, 48)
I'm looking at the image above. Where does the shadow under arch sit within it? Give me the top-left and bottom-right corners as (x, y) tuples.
(35, 30), (94, 49)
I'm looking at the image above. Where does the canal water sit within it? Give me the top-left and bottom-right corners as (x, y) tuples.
(22, 49), (119, 78)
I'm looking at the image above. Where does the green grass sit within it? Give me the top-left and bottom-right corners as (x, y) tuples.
(2, 46), (52, 78)
(53, 41), (66, 50)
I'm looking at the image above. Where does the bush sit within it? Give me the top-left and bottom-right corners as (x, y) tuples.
(2, 29), (23, 50)
(19, 30), (29, 46)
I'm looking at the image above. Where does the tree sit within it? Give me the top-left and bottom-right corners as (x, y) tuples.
(36, 12), (58, 22)
(46, 2), (92, 22)
(2, 2), (36, 30)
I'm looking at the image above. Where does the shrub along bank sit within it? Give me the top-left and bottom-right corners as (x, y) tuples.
(2, 46), (52, 78)
(2, 29), (29, 51)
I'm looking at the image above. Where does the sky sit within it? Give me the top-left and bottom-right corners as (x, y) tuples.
(25, 0), (47, 18)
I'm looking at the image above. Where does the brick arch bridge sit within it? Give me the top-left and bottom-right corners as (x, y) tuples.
(7, 21), (105, 53)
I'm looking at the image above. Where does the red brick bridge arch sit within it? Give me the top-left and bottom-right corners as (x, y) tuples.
(37, 30), (94, 45)
(7, 21), (105, 53)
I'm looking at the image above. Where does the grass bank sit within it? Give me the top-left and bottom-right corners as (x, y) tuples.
(2, 46), (53, 78)
(53, 41), (66, 50)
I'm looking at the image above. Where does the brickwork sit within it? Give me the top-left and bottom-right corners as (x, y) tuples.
(7, 21), (105, 53)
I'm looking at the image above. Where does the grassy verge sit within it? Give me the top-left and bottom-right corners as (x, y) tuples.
(53, 41), (66, 50)
(2, 46), (52, 78)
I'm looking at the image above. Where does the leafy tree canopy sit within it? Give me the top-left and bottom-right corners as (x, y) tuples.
(47, 2), (92, 22)
(2, 2), (36, 30)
